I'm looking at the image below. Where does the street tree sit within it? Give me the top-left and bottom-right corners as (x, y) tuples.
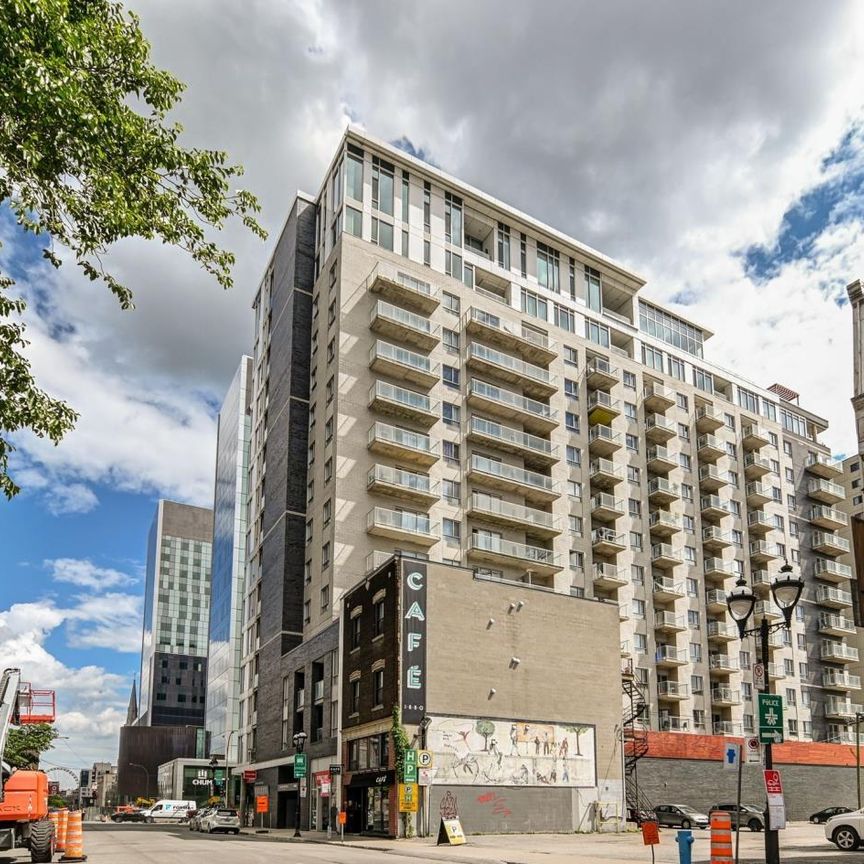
(0, 0), (265, 499)
(3, 722), (58, 769)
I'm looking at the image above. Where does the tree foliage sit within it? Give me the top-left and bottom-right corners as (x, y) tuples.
(0, 0), (265, 498)
(3, 722), (58, 769)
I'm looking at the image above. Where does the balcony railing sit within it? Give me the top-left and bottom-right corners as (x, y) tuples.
(815, 585), (853, 607)
(368, 422), (436, 457)
(808, 478), (845, 502)
(465, 306), (556, 359)
(812, 532), (851, 555)
(369, 339), (438, 385)
(709, 655), (739, 672)
(467, 342), (555, 390)
(658, 680), (689, 698)
(821, 642), (860, 662)
(469, 454), (557, 494)
(469, 533), (559, 568)
(469, 492), (557, 532)
(809, 506), (849, 528)
(815, 559), (853, 581)
(367, 507), (435, 537)
(370, 299), (438, 346)
(467, 379), (557, 425)
(469, 416), (555, 458)
(367, 464), (436, 497)
(805, 452), (843, 477)
(823, 670), (862, 689)
(369, 380), (436, 418)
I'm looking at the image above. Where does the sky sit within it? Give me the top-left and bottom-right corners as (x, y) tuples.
(2, 0), (864, 774)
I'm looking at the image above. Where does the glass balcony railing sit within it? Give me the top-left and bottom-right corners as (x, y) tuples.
(469, 416), (555, 456)
(368, 422), (435, 455)
(466, 307), (555, 353)
(468, 379), (556, 421)
(469, 454), (556, 492)
(468, 343), (553, 387)
(367, 507), (435, 536)
(469, 533), (558, 567)
(370, 340), (436, 376)
(369, 380), (434, 415)
(469, 492), (557, 531)
(371, 299), (437, 337)
(368, 464), (436, 496)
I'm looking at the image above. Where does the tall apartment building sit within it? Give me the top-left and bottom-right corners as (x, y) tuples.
(240, 126), (853, 794)
(206, 357), (252, 765)
(138, 499), (213, 727)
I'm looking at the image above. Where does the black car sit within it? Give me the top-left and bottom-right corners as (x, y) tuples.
(811, 806), (853, 824)
(711, 803), (765, 831)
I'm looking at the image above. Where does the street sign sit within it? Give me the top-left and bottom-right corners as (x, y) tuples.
(745, 737), (761, 764)
(764, 769), (782, 795)
(722, 742), (740, 771)
(329, 764), (342, 775)
(255, 795), (268, 814)
(299, 777), (307, 799)
(418, 767), (435, 786)
(763, 769), (787, 830)
(417, 749), (433, 768)
(294, 753), (307, 778)
(753, 662), (765, 689)
(242, 770), (257, 783)
(337, 811), (347, 826)
(403, 749), (418, 783)
(398, 783), (419, 812)
(758, 693), (784, 744)
(641, 821), (660, 845)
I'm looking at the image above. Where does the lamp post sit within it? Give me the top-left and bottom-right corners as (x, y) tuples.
(726, 561), (803, 864)
(292, 731), (308, 838)
(223, 730), (238, 808)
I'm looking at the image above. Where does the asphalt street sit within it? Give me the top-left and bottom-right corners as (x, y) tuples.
(0, 822), (857, 864)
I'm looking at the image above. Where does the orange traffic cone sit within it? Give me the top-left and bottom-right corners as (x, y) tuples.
(57, 809), (68, 853)
(48, 811), (60, 848)
(709, 810), (733, 864)
(59, 809), (87, 861)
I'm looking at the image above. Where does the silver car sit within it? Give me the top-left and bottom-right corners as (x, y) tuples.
(200, 807), (241, 835)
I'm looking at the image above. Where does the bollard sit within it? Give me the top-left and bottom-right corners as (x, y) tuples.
(57, 808), (69, 853)
(675, 829), (694, 864)
(709, 811), (733, 864)
(59, 810), (87, 862)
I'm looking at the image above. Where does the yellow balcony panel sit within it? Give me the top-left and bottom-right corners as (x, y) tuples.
(587, 391), (621, 425)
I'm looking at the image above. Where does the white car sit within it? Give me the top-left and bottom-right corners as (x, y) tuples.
(199, 808), (241, 835)
(140, 800), (197, 823)
(825, 808), (864, 851)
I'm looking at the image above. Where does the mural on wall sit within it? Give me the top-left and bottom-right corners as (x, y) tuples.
(426, 715), (596, 788)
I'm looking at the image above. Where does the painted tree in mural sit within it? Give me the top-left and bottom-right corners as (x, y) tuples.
(475, 719), (495, 751)
(562, 724), (590, 756)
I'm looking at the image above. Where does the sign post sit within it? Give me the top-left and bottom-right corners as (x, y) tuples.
(745, 737), (761, 764)
(758, 694), (784, 745)
(294, 752), (308, 778)
(256, 794), (268, 833)
(641, 820), (660, 863)
(403, 750), (418, 783)
(764, 769), (786, 830)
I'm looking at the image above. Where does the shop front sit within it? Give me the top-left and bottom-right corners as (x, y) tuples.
(344, 769), (394, 835)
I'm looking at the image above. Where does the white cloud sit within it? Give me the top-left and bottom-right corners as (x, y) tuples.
(43, 483), (99, 516)
(47, 557), (136, 590)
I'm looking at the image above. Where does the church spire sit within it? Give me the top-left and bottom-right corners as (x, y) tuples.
(125, 678), (138, 726)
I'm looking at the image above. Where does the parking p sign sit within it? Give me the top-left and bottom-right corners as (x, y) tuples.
(758, 693), (784, 744)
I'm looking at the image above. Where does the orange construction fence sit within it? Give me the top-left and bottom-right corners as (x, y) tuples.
(59, 809), (86, 862)
(709, 810), (733, 864)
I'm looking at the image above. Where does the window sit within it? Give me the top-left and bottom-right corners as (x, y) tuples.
(569, 516), (583, 536)
(569, 550), (584, 570)
(693, 710), (706, 728)
(324, 458), (333, 483)
(444, 192), (462, 246)
(689, 643), (702, 662)
(691, 675), (704, 694)
(626, 434), (639, 452)
(423, 239), (430, 266)
(784, 658), (794, 676)
(566, 445), (581, 466)
(345, 206), (362, 237)
(630, 531), (643, 550)
(679, 453), (691, 471)
(442, 402), (460, 425)
(442, 365), (460, 388)
(737, 386), (758, 413)
(304, 560), (312, 585)
(642, 344), (664, 372)
(742, 682), (752, 700)
(443, 328), (459, 352)
(445, 249), (462, 278)
(373, 669), (385, 707)
(585, 319), (609, 348)
(564, 346), (578, 366)
(585, 266), (602, 312)
(497, 223), (510, 269)
(304, 599), (311, 624)
(683, 545), (696, 563)
(632, 599), (646, 618)
(564, 378), (578, 399)
(566, 480), (582, 499)
(521, 288), (548, 321)
(743, 714), (754, 733)
(401, 170), (410, 221)
(773, 514), (785, 531)
(769, 431), (778, 447)
(732, 529), (743, 547)
(443, 518), (461, 541)
(537, 242), (560, 292)
(520, 233), (527, 277)
(683, 514), (694, 533)
(631, 565), (645, 584)
(569, 257), (577, 299)
(350, 615), (361, 649)
(668, 356), (685, 381)
(322, 541), (331, 568)
(634, 634), (647, 654)
(320, 584), (329, 609)
(349, 679), (360, 714)
(442, 291), (460, 314)
(787, 719), (798, 736)
(787, 493), (797, 509)
(373, 599), (385, 637)
(628, 498), (641, 516)
(688, 609), (700, 629)
(681, 483), (693, 500)
(371, 217), (393, 251)
(639, 299), (704, 356)
(625, 402), (638, 421)
(799, 662), (809, 680)
(305, 519), (313, 544)
(565, 411), (579, 432)
(442, 479), (460, 503)
(686, 577), (698, 596)
(346, 149), (363, 201)
(739, 650), (750, 667)
(771, 458), (780, 473)
(628, 466), (641, 484)
(693, 367), (714, 393)
(554, 303), (575, 332)
(325, 416), (333, 442)
(623, 370), (636, 389)
(423, 180), (431, 230)
(443, 441), (460, 462)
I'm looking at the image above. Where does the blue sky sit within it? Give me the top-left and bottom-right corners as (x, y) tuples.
(2, 0), (864, 770)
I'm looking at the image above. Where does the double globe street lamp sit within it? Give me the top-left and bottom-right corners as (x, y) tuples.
(726, 561), (804, 864)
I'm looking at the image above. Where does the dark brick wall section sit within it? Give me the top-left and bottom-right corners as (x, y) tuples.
(117, 725), (205, 800)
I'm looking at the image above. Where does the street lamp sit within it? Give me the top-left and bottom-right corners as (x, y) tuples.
(726, 561), (804, 864)
(292, 731), (308, 839)
(130, 763), (150, 800)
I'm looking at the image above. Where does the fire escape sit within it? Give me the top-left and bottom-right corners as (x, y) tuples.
(622, 671), (653, 823)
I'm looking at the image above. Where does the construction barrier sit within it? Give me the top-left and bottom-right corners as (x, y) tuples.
(709, 810), (733, 864)
(57, 808), (68, 853)
(59, 809), (87, 862)
(48, 811), (60, 851)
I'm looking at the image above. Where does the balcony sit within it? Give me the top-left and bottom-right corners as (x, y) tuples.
(751, 570), (772, 595)
(367, 422), (438, 467)
(742, 423), (772, 451)
(367, 464), (438, 506)
(648, 477), (679, 504)
(812, 532), (850, 557)
(368, 380), (438, 427)
(819, 613), (856, 637)
(699, 465), (731, 492)
(592, 527), (627, 555)
(652, 543), (682, 568)
(823, 670), (862, 691)
(747, 511), (774, 535)
(648, 510), (681, 538)
(468, 492), (560, 539)
(366, 507), (438, 546)
(368, 263), (439, 313)
(745, 482), (772, 507)
(655, 645), (687, 667)
(588, 424), (622, 457)
(713, 721), (742, 736)
(646, 414), (677, 443)
(706, 589), (728, 613)
(707, 621), (737, 642)
(369, 340), (438, 389)
(821, 642), (860, 664)
(619, 603), (631, 622)
(750, 540), (780, 564)
(696, 405), (725, 433)
(589, 458), (624, 489)
(591, 493), (625, 522)
(808, 478), (845, 505)
(593, 562), (628, 590)
(655, 612), (687, 634)
(700, 495), (730, 522)
(365, 550), (395, 574)
(467, 415), (557, 468)
(697, 434), (725, 462)
(814, 559), (853, 583)
(744, 453), (772, 479)
(825, 699), (863, 720)
(468, 454), (558, 503)
(587, 390), (621, 425)
(754, 600), (782, 623)
(653, 576), (686, 601)
(468, 533), (562, 576)
(767, 663), (786, 680)
(467, 379), (557, 433)
(703, 558), (733, 583)
(657, 680), (689, 700)
(464, 307), (557, 364)
(466, 342), (556, 398)
(711, 687), (742, 707)
(702, 527), (732, 552)
(809, 505), (849, 531)
(647, 445), (677, 474)
(709, 655), (739, 675)
(621, 640), (631, 657)
(816, 585), (853, 609)
(660, 716), (691, 732)
(370, 299), (439, 350)
(644, 383), (677, 413)
(806, 452), (844, 479)
(586, 356), (618, 389)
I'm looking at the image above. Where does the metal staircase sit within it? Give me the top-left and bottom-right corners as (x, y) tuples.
(622, 674), (654, 823)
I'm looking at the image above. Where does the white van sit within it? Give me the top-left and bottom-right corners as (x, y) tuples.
(141, 800), (197, 822)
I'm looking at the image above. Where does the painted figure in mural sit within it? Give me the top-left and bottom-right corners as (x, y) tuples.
(439, 791), (458, 820)
(533, 735), (540, 755)
(511, 764), (530, 785)
(509, 724), (519, 755)
(489, 737), (503, 766)
(562, 762), (570, 783)
(542, 732), (551, 755)
(559, 737), (569, 758)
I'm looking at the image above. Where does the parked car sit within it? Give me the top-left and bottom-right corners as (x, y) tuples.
(187, 807), (212, 831)
(811, 806), (853, 824)
(711, 803), (765, 832)
(652, 804), (710, 829)
(199, 807), (240, 835)
(110, 806), (145, 823)
(825, 809), (864, 851)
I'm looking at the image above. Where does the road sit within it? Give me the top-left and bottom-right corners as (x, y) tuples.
(0, 821), (853, 863)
